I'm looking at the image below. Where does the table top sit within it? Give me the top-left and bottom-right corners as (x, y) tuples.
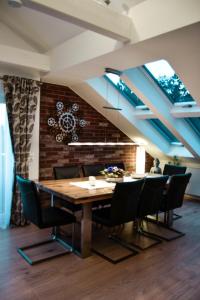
(36, 177), (114, 204)
(36, 174), (165, 205)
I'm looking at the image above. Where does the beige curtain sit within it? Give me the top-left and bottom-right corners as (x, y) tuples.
(3, 75), (40, 226)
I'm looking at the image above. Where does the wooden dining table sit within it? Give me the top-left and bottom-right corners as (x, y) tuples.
(36, 176), (115, 258)
(36, 174), (172, 258)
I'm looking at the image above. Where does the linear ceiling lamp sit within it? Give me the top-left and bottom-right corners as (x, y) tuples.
(68, 142), (143, 146)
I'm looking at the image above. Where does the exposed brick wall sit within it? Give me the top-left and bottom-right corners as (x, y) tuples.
(39, 83), (153, 180)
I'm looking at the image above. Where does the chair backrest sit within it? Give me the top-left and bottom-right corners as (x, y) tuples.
(138, 176), (169, 217)
(164, 173), (192, 210)
(110, 179), (144, 225)
(82, 164), (105, 177)
(105, 162), (125, 170)
(54, 165), (81, 179)
(16, 175), (42, 227)
(163, 164), (187, 176)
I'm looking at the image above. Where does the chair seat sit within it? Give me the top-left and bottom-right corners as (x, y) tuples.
(40, 207), (76, 228)
(92, 206), (113, 227)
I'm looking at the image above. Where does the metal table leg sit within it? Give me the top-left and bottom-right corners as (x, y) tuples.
(166, 210), (174, 227)
(81, 203), (92, 258)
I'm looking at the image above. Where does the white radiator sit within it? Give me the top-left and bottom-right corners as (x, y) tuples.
(186, 167), (200, 197)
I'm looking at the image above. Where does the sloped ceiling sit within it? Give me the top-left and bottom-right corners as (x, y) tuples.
(0, 0), (85, 52)
(0, 0), (199, 164)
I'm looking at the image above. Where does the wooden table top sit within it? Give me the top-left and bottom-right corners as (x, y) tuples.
(36, 174), (166, 205)
(36, 177), (114, 204)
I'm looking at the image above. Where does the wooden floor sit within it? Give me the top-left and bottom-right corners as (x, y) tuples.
(1, 199), (200, 300)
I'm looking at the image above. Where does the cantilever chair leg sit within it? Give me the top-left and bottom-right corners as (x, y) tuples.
(18, 226), (74, 265)
(141, 213), (185, 242)
(142, 224), (185, 241)
(93, 234), (139, 264)
(129, 220), (162, 250)
(109, 220), (161, 251)
(173, 212), (182, 220)
(92, 225), (139, 264)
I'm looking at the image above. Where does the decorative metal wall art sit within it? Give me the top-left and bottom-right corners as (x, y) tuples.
(47, 101), (87, 143)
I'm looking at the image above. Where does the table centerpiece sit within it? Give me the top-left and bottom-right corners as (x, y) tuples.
(100, 166), (125, 182)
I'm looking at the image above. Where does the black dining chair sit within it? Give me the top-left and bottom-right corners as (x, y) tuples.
(82, 163), (105, 177)
(163, 164), (187, 220)
(53, 165), (82, 213)
(92, 179), (144, 263)
(16, 175), (76, 265)
(163, 164), (187, 176)
(155, 173), (192, 241)
(54, 165), (82, 180)
(136, 176), (169, 248)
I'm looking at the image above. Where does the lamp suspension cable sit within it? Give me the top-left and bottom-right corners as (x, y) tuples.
(68, 142), (141, 146)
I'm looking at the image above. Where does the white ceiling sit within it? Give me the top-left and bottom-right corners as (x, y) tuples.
(0, 0), (147, 53)
(0, 0), (199, 162)
(0, 0), (85, 52)
(94, 0), (147, 13)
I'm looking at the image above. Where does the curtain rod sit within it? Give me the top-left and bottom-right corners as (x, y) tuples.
(0, 76), (43, 85)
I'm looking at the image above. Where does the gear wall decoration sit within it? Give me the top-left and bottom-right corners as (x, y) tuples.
(48, 101), (87, 143)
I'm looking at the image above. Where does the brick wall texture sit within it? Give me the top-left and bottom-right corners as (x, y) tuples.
(39, 83), (153, 180)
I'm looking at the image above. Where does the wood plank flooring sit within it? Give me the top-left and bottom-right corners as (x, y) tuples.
(1, 199), (200, 300)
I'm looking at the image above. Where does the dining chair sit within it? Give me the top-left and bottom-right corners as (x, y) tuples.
(163, 164), (187, 220)
(92, 179), (144, 263)
(163, 164), (187, 176)
(16, 175), (76, 265)
(136, 176), (169, 249)
(155, 173), (192, 241)
(82, 163), (105, 177)
(54, 165), (82, 179)
(53, 165), (82, 213)
(139, 176), (169, 217)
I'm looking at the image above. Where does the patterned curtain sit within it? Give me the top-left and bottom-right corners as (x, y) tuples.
(3, 76), (40, 226)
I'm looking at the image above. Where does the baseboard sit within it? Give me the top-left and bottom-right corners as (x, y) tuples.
(185, 194), (200, 202)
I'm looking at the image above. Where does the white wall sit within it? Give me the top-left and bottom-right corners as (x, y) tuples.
(186, 167), (200, 196)
(29, 94), (40, 180)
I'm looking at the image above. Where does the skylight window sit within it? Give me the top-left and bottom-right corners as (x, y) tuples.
(185, 118), (200, 139)
(105, 73), (145, 107)
(147, 119), (182, 145)
(144, 60), (196, 104)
